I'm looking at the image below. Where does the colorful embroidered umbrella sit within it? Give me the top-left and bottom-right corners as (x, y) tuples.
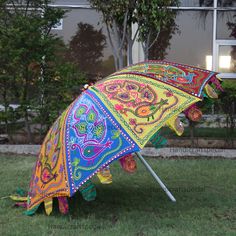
(114, 60), (223, 97)
(11, 60), (222, 215)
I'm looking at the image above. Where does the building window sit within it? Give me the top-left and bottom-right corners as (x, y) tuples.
(217, 11), (236, 40)
(50, 0), (236, 79)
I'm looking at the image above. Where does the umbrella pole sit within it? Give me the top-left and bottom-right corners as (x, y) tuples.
(135, 152), (176, 202)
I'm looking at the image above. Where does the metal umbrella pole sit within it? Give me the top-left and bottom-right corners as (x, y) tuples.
(135, 152), (176, 202)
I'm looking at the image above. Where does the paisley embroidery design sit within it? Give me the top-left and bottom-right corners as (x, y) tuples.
(115, 60), (218, 96)
(28, 111), (70, 209)
(93, 73), (200, 147)
(65, 91), (139, 194)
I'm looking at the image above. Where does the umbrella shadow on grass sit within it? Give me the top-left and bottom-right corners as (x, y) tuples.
(62, 183), (213, 220)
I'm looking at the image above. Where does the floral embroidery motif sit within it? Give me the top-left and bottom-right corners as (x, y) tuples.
(93, 73), (199, 147)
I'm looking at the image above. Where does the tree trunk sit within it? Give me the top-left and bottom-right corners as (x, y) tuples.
(142, 31), (160, 61)
(104, 15), (128, 71)
(142, 42), (149, 61)
(127, 28), (133, 65)
(127, 43), (133, 65)
(118, 52), (124, 70)
(114, 56), (119, 71)
(144, 46), (149, 61)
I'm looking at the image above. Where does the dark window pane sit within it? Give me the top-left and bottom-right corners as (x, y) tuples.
(218, 45), (236, 73)
(217, 11), (236, 39)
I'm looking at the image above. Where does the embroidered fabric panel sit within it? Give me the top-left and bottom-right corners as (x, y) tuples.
(28, 110), (70, 210)
(92, 73), (200, 148)
(113, 61), (218, 97)
(65, 91), (139, 195)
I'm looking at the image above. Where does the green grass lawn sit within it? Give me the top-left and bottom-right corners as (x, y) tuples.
(0, 155), (235, 236)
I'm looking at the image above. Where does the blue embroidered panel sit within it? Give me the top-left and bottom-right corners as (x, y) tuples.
(65, 91), (139, 195)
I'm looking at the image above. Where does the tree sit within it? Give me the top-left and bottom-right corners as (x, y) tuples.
(33, 40), (87, 140)
(88, 0), (130, 70)
(0, 0), (66, 142)
(0, 1), (86, 143)
(67, 23), (106, 77)
(89, 0), (179, 70)
(134, 0), (179, 60)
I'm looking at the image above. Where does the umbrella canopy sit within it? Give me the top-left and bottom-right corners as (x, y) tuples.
(113, 60), (222, 97)
(15, 60), (222, 215)
(92, 72), (201, 148)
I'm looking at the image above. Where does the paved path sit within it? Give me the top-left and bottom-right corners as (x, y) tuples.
(0, 145), (235, 159)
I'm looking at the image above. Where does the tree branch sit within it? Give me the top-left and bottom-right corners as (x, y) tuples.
(118, 9), (128, 52)
(9, 0), (17, 14)
(131, 25), (139, 44)
(113, 21), (121, 48)
(105, 20), (118, 59)
(104, 18), (120, 70)
(148, 30), (160, 50)
(25, 0), (30, 17)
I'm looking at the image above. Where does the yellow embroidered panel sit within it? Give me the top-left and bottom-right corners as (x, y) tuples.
(28, 110), (70, 210)
(91, 73), (200, 148)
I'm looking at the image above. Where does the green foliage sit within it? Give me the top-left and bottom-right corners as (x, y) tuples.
(0, 1), (87, 142)
(89, 0), (180, 64)
(90, 0), (179, 31)
(220, 81), (236, 116)
(216, 80), (236, 146)
(33, 60), (87, 131)
(222, 80), (236, 93)
(1, 155), (236, 235)
(89, 0), (130, 26)
(67, 23), (106, 77)
(134, 0), (179, 42)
